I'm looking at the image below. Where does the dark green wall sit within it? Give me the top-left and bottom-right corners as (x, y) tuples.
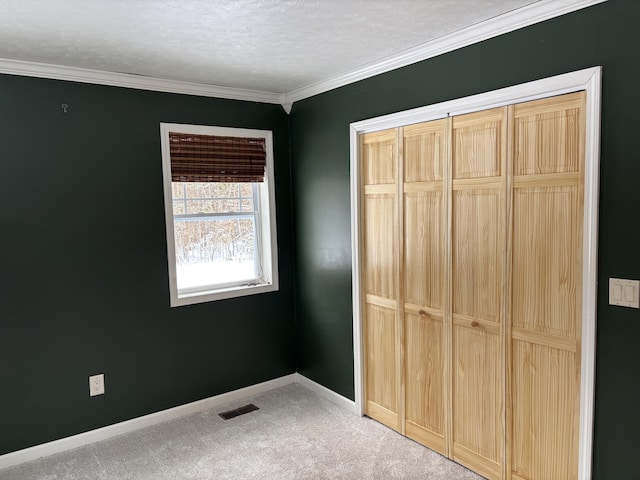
(0, 75), (295, 455)
(290, 1), (640, 478)
(2, 1), (640, 477)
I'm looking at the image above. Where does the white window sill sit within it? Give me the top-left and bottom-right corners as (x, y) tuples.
(170, 281), (278, 307)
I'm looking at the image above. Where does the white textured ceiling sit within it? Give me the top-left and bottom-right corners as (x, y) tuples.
(0, 0), (540, 94)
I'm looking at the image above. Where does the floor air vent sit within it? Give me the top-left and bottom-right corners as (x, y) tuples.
(219, 404), (259, 420)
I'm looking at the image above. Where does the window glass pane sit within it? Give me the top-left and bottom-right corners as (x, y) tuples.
(241, 199), (253, 212)
(220, 199), (242, 213)
(174, 182), (250, 214)
(173, 200), (186, 215)
(184, 199), (209, 214)
(187, 183), (238, 198)
(172, 180), (258, 288)
(183, 183), (198, 199)
(240, 183), (252, 197)
(183, 198), (245, 214)
(173, 218), (256, 290)
(172, 183), (185, 199)
(220, 183), (239, 197)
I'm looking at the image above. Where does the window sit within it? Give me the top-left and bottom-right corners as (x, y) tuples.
(160, 123), (278, 306)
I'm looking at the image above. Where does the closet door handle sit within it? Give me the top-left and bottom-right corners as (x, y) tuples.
(471, 321), (479, 328)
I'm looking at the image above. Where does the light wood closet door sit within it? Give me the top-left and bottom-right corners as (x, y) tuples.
(510, 92), (585, 480)
(451, 107), (507, 480)
(361, 129), (401, 432)
(360, 92), (585, 480)
(403, 120), (448, 455)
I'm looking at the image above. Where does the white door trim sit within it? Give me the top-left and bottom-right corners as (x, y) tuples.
(350, 66), (601, 480)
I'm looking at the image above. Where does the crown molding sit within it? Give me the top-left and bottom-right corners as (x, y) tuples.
(0, 0), (606, 111)
(286, 0), (607, 104)
(0, 57), (286, 106)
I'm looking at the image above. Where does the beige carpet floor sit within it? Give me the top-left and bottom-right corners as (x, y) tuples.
(0, 383), (484, 479)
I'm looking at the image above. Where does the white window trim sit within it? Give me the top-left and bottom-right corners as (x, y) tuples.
(160, 123), (279, 307)
(350, 66), (601, 480)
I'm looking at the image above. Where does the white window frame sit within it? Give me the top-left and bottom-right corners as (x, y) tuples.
(160, 123), (279, 307)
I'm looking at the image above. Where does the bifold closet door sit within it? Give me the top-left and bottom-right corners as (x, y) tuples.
(361, 129), (402, 432)
(510, 92), (584, 480)
(403, 120), (449, 455)
(360, 91), (586, 480)
(450, 107), (507, 480)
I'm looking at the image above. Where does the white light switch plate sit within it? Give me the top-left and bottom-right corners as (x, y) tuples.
(609, 278), (640, 308)
(89, 374), (105, 396)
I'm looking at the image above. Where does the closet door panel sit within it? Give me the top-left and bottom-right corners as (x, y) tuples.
(362, 130), (397, 184)
(364, 194), (397, 300)
(512, 186), (579, 338)
(405, 310), (445, 454)
(513, 95), (582, 176)
(453, 107), (503, 179)
(510, 183), (580, 480)
(451, 108), (506, 480)
(453, 325), (502, 479)
(510, 92), (584, 480)
(362, 129), (401, 432)
(404, 191), (445, 452)
(365, 303), (399, 429)
(404, 191), (443, 308)
(451, 188), (503, 480)
(512, 341), (577, 480)
(452, 189), (500, 323)
(403, 120), (447, 454)
(404, 119), (446, 182)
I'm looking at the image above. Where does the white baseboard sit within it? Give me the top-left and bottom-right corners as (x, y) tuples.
(294, 373), (357, 414)
(0, 374), (297, 470)
(0, 373), (357, 471)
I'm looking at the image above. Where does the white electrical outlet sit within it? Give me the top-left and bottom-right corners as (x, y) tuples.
(89, 374), (105, 397)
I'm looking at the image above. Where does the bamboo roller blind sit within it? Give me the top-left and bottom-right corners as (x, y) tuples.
(169, 132), (266, 183)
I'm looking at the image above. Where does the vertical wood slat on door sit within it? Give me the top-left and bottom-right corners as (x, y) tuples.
(503, 104), (515, 480)
(451, 107), (507, 480)
(361, 129), (401, 431)
(403, 120), (447, 455)
(510, 92), (584, 480)
(397, 127), (406, 436)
